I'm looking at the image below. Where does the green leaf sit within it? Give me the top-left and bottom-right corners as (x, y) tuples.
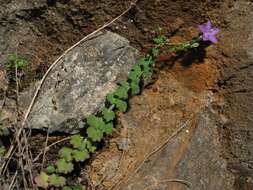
(72, 149), (90, 162)
(70, 135), (85, 150)
(86, 114), (115, 141)
(142, 67), (153, 78)
(72, 186), (84, 190)
(132, 64), (142, 72)
(107, 93), (127, 112)
(140, 57), (155, 68)
(87, 115), (104, 128)
(130, 81), (140, 95)
(0, 146), (5, 157)
(46, 165), (56, 174)
(6, 54), (27, 70)
(8, 54), (17, 62)
(153, 35), (167, 45)
(103, 123), (114, 135)
(114, 86), (128, 100)
(102, 108), (115, 122)
(118, 81), (130, 91)
(150, 48), (159, 57)
(34, 172), (49, 188)
(114, 99), (127, 112)
(106, 93), (116, 105)
(59, 147), (73, 162)
(87, 127), (103, 142)
(56, 159), (74, 174)
(86, 140), (96, 153)
(138, 58), (148, 67)
(17, 59), (27, 69)
(0, 123), (9, 136)
(63, 187), (72, 190)
(49, 174), (66, 187)
(128, 65), (142, 81)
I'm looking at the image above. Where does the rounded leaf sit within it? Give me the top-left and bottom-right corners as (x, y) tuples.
(56, 159), (74, 174)
(49, 174), (66, 187)
(34, 172), (49, 188)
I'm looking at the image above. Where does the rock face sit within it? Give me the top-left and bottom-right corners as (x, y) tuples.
(86, 69), (235, 190)
(118, 110), (235, 190)
(22, 31), (138, 133)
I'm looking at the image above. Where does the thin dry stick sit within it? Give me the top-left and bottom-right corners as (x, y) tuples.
(1, 145), (17, 175)
(111, 115), (194, 190)
(143, 179), (191, 190)
(41, 128), (50, 170)
(118, 124), (129, 170)
(2, 0), (137, 172)
(4, 139), (34, 190)
(15, 64), (35, 189)
(15, 64), (19, 115)
(20, 157), (28, 190)
(146, 176), (191, 190)
(33, 136), (71, 163)
(160, 179), (192, 188)
(12, 64), (29, 189)
(22, 130), (35, 189)
(7, 170), (17, 190)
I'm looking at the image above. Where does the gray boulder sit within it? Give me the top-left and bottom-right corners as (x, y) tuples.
(21, 31), (139, 133)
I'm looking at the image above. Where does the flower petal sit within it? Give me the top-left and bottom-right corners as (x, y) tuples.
(209, 35), (218, 43)
(210, 28), (220, 36)
(198, 24), (209, 33)
(202, 33), (210, 41)
(206, 20), (212, 30)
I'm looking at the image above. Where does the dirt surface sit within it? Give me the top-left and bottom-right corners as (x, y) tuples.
(0, 0), (253, 189)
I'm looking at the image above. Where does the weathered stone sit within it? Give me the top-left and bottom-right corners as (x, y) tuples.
(118, 110), (235, 190)
(21, 31), (138, 133)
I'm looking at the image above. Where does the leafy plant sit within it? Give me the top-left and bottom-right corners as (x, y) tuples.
(70, 135), (96, 153)
(46, 165), (56, 174)
(153, 35), (167, 45)
(72, 149), (89, 162)
(59, 147), (73, 162)
(102, 108), (115, 122)
(56, 158), (74, 174)
(35, 172), (50, 188)
(0, 146), (5, 157)
(107, 93), (128, 112)
(0, 123), (9, 136)
(36, 35), (158, 189)
(35, 27), (209, 188)
(49, 174), (66, 187)
(86, 115), (114, 142)
(5, 54), (27, 71)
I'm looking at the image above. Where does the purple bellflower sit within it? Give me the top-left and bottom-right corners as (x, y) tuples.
(198, 20), (220, 43)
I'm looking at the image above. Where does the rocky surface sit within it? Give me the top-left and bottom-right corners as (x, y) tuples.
(21, 31), (138, 133)
(119, 110), (234, 190)
(85, 1), (253, 190)
(0, 0), (253, 190)
(216, 1), (253, 189)
(85, 66), (235, 190)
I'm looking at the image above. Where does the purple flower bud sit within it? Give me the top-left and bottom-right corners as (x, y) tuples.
(198, 20), (220, 43)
